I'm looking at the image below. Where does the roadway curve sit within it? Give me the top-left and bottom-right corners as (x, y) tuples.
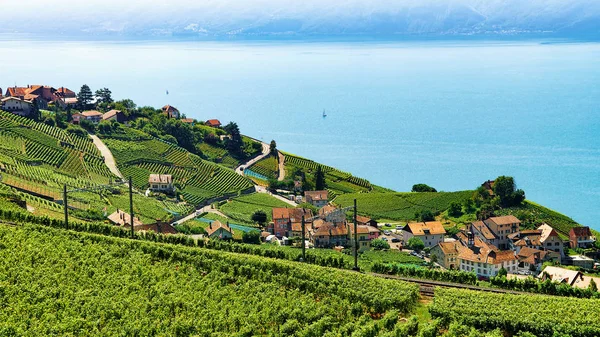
(89, 134), (124, 180)
(235, 141), (270, 176)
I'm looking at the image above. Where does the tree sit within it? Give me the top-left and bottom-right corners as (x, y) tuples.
(242, 230), (261, 244)
(95, 88), (113, 104)
(589, 279), (598, 293)
(412, 184), (437, 193)
(270, 140), (277, 156)
(251, 210), (268, 226)
(463, 198), (476, 214)
(407, 237), (425, 252)
(30, 99), (41, 121)
(429, 253), (438, 266)
(77, 84), (94, 110)
(223, 122), (244, 156)
(498, 267), (508, 278)
(493, 176), (526, 207)
(315, 166), (326, 190)
(416, 209), (435, 222)
(447, 202), (463, 217)
(371, 238), (390, 250)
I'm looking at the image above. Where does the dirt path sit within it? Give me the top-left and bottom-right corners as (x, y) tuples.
(89, 134), (124, 180)
(277, 151), (286, 181)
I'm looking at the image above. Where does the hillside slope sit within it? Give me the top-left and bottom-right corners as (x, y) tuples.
(0, 223), (419, 335)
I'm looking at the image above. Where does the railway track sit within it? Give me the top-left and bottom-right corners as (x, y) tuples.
(370, 273), (528, 296)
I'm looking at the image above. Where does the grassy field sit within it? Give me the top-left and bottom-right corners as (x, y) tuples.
(219, 193), (292, 223)
(0, 223), (420, 336)
(334, 191), (474, 221)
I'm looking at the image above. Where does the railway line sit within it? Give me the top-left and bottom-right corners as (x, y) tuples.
(370, 273), (528, 296)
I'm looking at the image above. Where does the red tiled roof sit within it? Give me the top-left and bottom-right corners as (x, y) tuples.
(570, 227), (592, 237)
(82, 110), (103, 117)
(206, 119), (221, 127)
(102, 109), (122, 120)
(272, 208), (290, 220)
(471, 221), (497, 240)
(485, 215), (521, 226)
(305, 190), (328, 201)
(162, 105), (179, 112)
(206, 220), (233, 236)
(181, 118), (195, 123)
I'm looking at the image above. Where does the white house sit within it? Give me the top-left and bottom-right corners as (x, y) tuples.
(148, 174), (174, 193)
(1, 97), (33, 116)
(457, 232), (518, 277)
(402, 221), (446, 248)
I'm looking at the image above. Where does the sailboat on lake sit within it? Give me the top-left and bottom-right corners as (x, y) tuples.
(322, 109), (327, 118)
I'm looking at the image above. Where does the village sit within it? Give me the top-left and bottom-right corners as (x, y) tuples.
(1, 83), (599, 293)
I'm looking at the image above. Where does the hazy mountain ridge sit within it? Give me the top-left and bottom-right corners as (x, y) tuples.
(1, 0), (598, 38)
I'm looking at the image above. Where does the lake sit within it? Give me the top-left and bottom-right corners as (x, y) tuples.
(0, 38), (598, 230)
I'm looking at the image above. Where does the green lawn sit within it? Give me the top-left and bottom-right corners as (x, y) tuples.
(219, 193), (292, 224)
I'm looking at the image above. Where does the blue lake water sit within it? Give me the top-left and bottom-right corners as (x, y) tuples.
(0, 39), (598, 230)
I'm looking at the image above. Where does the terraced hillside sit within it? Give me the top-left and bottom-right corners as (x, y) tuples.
(0, 223), (420, 335)
(334, 191), (474, 221)
(0, 112), (193, 223)
(282, 152), (372, 196)
(0, 110), (115, 199)
(100, 128), (253, 205)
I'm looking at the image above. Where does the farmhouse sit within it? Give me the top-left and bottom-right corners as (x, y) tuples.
(304, 190), (328, 208)
(431, 241), (462, 269)
(81, 110), (103, 124)
(55, 87), (78, 106)
(516, 247), (555, 273)
(102, 109), (126, 123)
(206, 221), (234, 240)
(108, 209), (143, 227)
(539, 266), (600, 290)
(318, 205), (345, 223)
(313, 222), (349, 248)
(402, 221), (446, 248)
(269, 207), (313, 238)
(206, 119), (221, 128)
(162, 105), (180, 119)
(457, 233), (518, 277)
(470, 220), (499, 248)
(538, 223), (565, 257)
(181, 118), (195, 125)
(1, 97), (33, 116)
(569, 226), (596, 249)
(483, 215), (521, 250)
(5, 85), (68, 109)
(148, 174), (174, 193)
(356, 215), (378, 228)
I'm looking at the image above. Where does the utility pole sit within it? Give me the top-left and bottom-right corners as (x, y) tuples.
(63, 184), (68, 229)
(353, 198), (359, 271)
(129, 176), (134, 239)
(301, 215), (305, 262)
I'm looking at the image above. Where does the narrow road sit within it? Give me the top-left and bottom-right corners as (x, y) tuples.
(277, 151), (286, 181)
(255, 185), (297, 207)
(235, 142), (270, 176)
(89, 134), (124, 180)
(171, 205), (229, 226)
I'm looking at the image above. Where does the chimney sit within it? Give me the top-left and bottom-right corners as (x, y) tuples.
(209, 222), (212, 230)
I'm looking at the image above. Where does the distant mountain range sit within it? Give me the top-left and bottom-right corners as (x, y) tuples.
(1, 0), (599, 39)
